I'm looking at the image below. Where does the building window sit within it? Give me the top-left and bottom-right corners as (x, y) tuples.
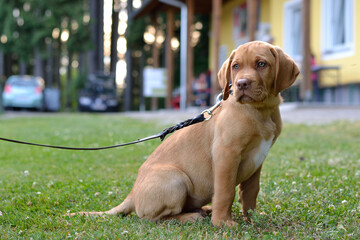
(284, 0), (302, 61)
(322, 0), (354, 60)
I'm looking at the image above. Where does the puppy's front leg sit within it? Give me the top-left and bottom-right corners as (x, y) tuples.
(211, 151), (239, 227)
(238, 165), (262, 217)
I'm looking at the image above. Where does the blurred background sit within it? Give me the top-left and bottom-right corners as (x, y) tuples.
(0, 0), (359, 113)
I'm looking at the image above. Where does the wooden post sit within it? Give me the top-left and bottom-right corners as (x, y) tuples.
(165, 9), (175, 109)
(247, 0), (258, 41)
(152, 16), (160, 68)
(301, 0), (312, 101)
(139, 50), (146, 111)
(186, 0), (194, 106)
(151, 14), (160, 110)
(211, 0), (221, 104)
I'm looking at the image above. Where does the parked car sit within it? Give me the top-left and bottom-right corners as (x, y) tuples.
(78, 74), (119, 112)
(2, 75), (45, 111)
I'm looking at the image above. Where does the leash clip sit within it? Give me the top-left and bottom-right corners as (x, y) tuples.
(201, 92), (223, 121)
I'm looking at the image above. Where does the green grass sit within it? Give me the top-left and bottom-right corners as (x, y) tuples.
(0, 114), (359, 239)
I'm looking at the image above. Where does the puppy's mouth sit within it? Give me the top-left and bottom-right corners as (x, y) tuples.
(238, 93), (253, 103)
(235, 89), (266, 104)
(236, 90), (255, 103)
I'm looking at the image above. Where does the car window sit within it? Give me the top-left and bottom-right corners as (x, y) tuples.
(11, 80), (39, 87)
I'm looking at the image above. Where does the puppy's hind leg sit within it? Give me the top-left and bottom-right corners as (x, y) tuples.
(67, 195), (135, 217)
(162, 205), (212, 223)
(134, 166), (193, 222)
(162, 212), (205, 223)
(200, 205), (212, 216)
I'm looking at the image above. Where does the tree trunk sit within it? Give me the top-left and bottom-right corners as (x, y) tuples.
(46, 43), (54, 87)
(79, 52), (86, 76)
(88, 0), (98, 74)
(88, 0), (104, 75)
(124, 0), (133, 111)
(5, 54), (12, 76)
(19, 61), (27, 75)
(54, 41), (61, 92)
(66, 51), (73, 110)
(110, 0), (119, 73)
(34, 45), (44, 78)
(0, 51), (4, 80)
(97, 0), (104, 72)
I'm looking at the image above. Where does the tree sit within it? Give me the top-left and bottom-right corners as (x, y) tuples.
(0, 0), (93, 110)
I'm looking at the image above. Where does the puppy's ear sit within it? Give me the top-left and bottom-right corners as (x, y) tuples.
(270, 46), (300, 96)
(217, 50), (235, 100)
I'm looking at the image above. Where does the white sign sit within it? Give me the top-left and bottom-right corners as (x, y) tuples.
(143, 67), (167, 97)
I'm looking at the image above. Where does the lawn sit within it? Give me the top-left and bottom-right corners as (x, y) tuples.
(0, 113), (359, 239)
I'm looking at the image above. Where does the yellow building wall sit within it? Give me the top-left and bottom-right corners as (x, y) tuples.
(268, 0), (285, 47)
(260, 0), (270, 23)
(212, 0), (360, 86)
(218, 0), (270, 56)
(220, 0), (246, 54)
(209, 0), (245, 73)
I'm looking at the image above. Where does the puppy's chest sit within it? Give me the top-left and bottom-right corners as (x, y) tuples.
(237, 135), (274, 182)
(250, 119), (276, 170)
(252, 136), (273, 170)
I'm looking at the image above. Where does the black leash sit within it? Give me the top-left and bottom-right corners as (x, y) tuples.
(0, 111), (208, 151)
(0, 92), (225, 151)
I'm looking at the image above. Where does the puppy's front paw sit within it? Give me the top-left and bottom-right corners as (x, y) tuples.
(212, 218), (238, 228)
(223, 219), (238, 228)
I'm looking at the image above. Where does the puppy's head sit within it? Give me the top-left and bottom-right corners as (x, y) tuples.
(217, 41), (299, 104)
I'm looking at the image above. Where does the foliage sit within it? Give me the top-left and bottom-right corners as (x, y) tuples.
(193, 14), (210, 77)
(0, 114), (359, 239)
(126, 17), (147, 51)
(0, 0), (92, 63)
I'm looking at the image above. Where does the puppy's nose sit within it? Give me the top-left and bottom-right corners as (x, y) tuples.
(236, 79), (251, 90)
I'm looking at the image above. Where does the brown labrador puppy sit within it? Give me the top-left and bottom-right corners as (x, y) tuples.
(70, 41), (299, 227)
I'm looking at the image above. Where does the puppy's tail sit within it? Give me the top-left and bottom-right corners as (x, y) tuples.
(66, 196), (135, 217)
(106, 196), (135, 215)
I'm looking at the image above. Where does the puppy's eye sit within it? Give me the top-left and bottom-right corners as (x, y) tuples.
(257, 61), (267, 68)
(233, 64), (239, 70)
